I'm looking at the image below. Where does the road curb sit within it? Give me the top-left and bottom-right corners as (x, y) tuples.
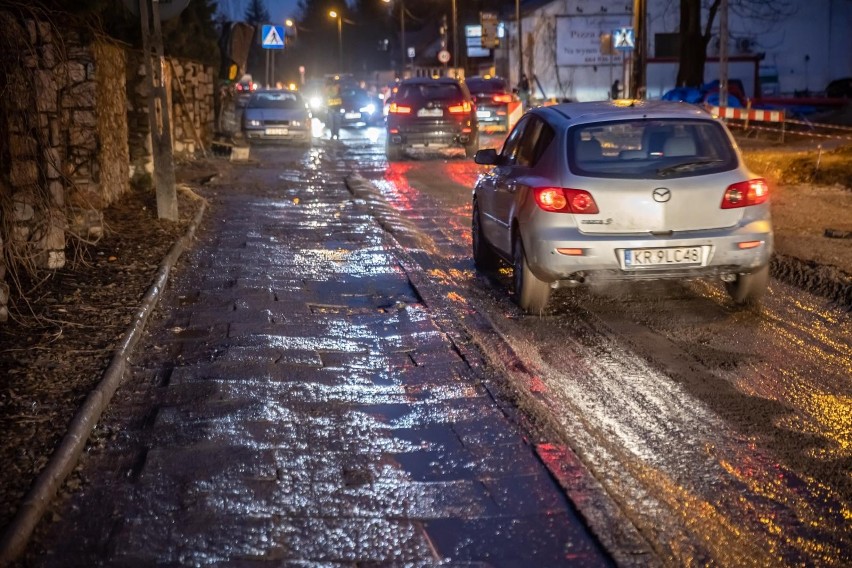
(0, 195), (208, 566)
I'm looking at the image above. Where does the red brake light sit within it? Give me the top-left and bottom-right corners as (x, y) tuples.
(389, 103), (411, 114)
(448, 101), (472, 113)
(493, 94), (513, 103)
(721, 179), (769, 209)
(533, 187), (599, 214)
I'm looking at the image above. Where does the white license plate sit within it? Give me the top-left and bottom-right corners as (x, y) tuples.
(264, 128), (288, 135)
(344, 112), (361, 119)
(624, 247), (702, 268)
(417, 108), (443, 117)
(476, 110), (492, 118)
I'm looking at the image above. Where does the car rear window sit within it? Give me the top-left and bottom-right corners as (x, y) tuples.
(397, 83), (464, 101)
(567, 119), (738, 179)
(467, 79), (508, 93)
(249, 92), (303, 109)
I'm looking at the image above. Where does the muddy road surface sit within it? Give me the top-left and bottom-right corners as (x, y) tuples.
(339, 128), (851, 566)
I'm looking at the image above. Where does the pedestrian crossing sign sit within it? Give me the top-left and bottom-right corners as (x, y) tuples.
(613, 27), (635, 51)
(262, 25), (285, 49)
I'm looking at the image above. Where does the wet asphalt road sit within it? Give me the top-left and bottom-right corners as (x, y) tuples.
(338, 129), (852, 566)
(25, 131), (614, 566)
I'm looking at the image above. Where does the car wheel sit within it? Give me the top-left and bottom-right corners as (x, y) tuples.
(725, 264), (769, 305)
(472, 201), (500, 270)
(513, 234), (551, 314)
(465, 133), (480, 158)
(386, 140), (404, 161)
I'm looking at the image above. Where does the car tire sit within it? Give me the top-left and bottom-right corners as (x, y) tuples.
(472, 201), (500, 270)
(465, 133), (480, 158)
(513, 234), (551, 314)
(386, 141), (404, 161)
(725, 264), (769, 305)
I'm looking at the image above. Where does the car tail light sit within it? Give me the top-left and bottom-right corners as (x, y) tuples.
(389, 103), (411, 114)
(493, 94), (513, 103)
(533, 187), (599, 214)
(721, 179), (769, 209)
(448, 101), (472, 114)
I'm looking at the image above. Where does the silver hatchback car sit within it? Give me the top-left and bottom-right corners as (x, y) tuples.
(472, 101), (773, 313)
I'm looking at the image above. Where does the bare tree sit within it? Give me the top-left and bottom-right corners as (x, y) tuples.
(676, 0), (796, 87)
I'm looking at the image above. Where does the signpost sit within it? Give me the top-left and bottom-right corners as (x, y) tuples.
(261, 25), (285, 87)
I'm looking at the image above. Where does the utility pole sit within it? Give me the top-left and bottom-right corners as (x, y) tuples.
(139, 0), (178, 220)
(451, 0), (458, 78)
(630, 0), (647, 99)
(719, 0), (729, 108)
(516, 0), (523, 86)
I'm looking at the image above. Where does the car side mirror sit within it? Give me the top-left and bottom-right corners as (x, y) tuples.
(474, 148), (500, 165)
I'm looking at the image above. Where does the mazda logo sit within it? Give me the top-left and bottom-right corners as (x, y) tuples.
(653, 187), (671, 203)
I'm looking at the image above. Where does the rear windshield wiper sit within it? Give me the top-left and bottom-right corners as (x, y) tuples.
(656, 159), (724, 176)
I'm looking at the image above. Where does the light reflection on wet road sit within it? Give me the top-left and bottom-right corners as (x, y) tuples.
(26, 132), (613, 566)
(342, 129), (852, 566)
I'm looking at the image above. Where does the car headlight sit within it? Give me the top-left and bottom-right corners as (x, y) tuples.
(247, 119), (262, 127)
(359, 103), (376, 114)
(290, 120), (302, 127)
(309, 96), (324, 110)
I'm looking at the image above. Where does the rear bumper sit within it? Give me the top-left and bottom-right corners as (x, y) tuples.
(387, 126), (474, 147)
(522, 221), (774, 285)
(476, 104), (510, 129)
(244, 128), (311, 143)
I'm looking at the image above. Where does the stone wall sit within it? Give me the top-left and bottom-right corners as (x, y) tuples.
(126, 52), (215, 184)
(0, 16), (130, 320)
(0, 14), (129, 322)
(0, 11), (215, 323)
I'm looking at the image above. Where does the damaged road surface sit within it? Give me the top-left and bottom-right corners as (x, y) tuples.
(23, 140), (614, 566)
(344, 134), (852, 566)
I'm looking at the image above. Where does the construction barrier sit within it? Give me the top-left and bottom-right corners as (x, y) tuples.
(508, 100), (524, 130)
(709, 105), (785, 123)
(708, 104), (852, 142)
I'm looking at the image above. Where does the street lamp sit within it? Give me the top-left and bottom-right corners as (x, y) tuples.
(285, 18), (298, 42)
(382, 0), (406, 75)
(329, 10), (343, 72)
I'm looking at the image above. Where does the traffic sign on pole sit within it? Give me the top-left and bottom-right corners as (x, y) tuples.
(613, 27), (635, 51)
(262, 25), (285, 49)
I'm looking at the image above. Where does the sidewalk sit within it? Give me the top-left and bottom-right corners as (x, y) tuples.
(23, 146), (612, 565)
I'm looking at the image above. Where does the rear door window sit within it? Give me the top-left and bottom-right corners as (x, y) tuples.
(516, 117), (555, 168)
(499, 116), (529, 166)
(397, 83), (463, 102)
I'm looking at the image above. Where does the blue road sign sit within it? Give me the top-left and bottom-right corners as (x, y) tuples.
(613, 27), (635, 51)
(262, 25), (285, 49)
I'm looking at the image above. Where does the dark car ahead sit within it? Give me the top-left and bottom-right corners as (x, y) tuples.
(385, 77), (479, 160)
(331, 86), (383, 127)
(466, 76), (520, 132)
